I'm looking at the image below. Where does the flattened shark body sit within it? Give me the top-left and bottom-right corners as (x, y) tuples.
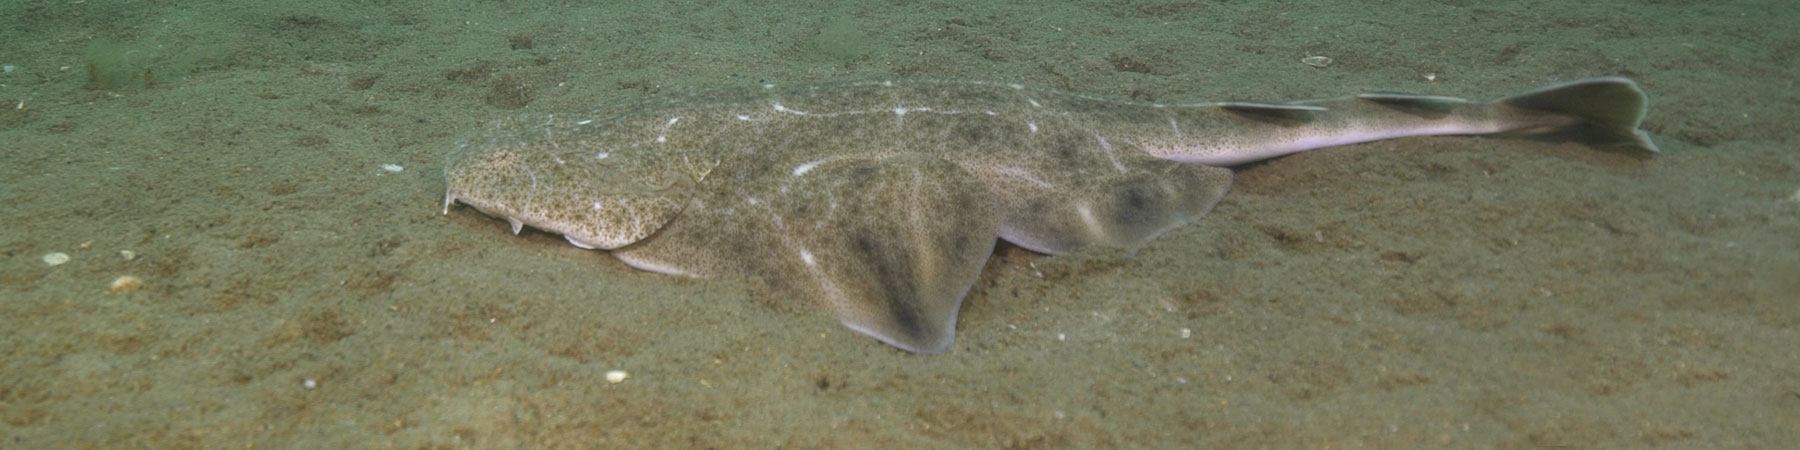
(443, 77), (1655, 353)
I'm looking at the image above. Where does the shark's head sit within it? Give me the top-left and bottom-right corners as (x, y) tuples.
(442, 115), (693, 250)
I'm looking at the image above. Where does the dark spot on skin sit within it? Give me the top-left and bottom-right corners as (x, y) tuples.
(882, 294), (926, 343)
(1047, 134), (1083, 163)
(1112, 183), (1161, 228)
(1120, 183), (1153, 213)
(852, 233), (929, 342)
(950, 193), (979, 219)
(850, 164), (880, 184)
(954, 121), (993, 144)
(852, 235), (883, 262)
(827, 119), (863, 139)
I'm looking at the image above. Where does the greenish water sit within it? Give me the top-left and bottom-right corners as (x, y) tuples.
(1, 0), (1795, 448)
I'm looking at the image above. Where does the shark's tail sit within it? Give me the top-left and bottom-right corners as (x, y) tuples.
(1492, 77), (1658, 153)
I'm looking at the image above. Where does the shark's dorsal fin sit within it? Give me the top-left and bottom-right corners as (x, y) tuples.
(1357, 92), (1470, 104)
(1356, 92), (1472, 118)
(1217, 101), (1326, 123)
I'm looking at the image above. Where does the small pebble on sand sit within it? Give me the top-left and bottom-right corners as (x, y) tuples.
(110, 275), (144, 294)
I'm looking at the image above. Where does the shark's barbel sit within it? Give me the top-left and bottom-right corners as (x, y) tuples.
(444, 77), (1655, 353)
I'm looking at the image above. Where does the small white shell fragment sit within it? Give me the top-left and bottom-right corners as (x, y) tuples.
(605, 370), (629, 383)
(119, 250), (138, 261)
(303, 378), (317, 389)
(43, 252), (70, 266)
(1301, 55), (1333, 68)
(110, 275), (144, 294)
(380, 164), (404, 173)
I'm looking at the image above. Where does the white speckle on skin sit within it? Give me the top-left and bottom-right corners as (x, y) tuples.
(793, 157), (838, 176)
(1094, 134), (1126, 172)
(1076, 203), (1101, 233)
(991, 165), (1054, 189)
(772, 103), (808, 115)
(655, 117), (680, 143)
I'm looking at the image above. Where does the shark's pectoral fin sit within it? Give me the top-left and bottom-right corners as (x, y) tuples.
(762, 156), (1000, 353)
(992, 158), (1232, 255)
(618, 155), (1002, 353)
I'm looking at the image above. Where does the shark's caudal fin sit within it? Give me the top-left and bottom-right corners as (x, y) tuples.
(1145, 77), (1658, 166)
(1492, 77), (1658, 153)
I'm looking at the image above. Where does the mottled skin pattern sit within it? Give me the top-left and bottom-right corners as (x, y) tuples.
(443, 79), (1654, 353)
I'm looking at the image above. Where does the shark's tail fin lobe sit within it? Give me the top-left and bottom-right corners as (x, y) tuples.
(1494, 77), (1659, 154)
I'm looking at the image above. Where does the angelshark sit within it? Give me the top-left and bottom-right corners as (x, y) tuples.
(443, 77), (1655, 353)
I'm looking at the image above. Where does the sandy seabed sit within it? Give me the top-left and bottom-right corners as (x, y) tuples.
(2, 0), (1796, 448)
